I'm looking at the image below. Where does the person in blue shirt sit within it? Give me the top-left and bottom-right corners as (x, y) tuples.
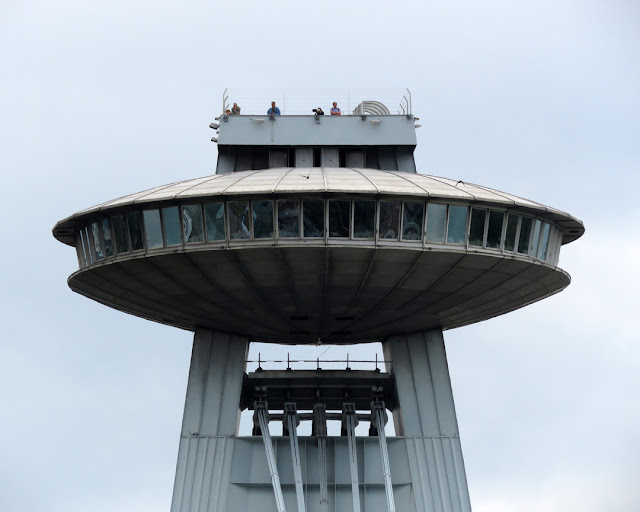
(267, 101), (281, 116)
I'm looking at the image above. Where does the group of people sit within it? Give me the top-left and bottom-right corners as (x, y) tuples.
(224, 101), (343, 116)
(311, 102), (342, 116)
(268, 101), (342, 116)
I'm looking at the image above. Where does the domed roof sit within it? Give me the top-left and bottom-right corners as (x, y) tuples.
(53, 168), (584, 244)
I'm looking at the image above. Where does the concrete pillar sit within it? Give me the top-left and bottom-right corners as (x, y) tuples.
(170, 329), (248, 512)
(383, 329), (472, 512)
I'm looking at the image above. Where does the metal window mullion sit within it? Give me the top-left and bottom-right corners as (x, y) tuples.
(123, 213), (132, 253)
(499, 210), (507, 252)
(84, 227), (94, 264)
(249, 201), (255, 239)
(159, 208), (168, 247)
(75, 232), (86, 268)
(80, 229), (89, 267)
(529, 218), (539, 257)
(422, 200), (427, 249)
(350, 199), (355, 240)
(482, 210), (489, 248)
(513, 215), (522, 253)
(444, 204), (450, 244)
(324, 199), (329, 243)
(178, 205), (186, 247)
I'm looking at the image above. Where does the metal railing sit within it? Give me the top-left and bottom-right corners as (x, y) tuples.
(221, 88), (412, 116)
(248, 353), (389, 372)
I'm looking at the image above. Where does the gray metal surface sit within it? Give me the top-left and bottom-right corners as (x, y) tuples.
(215, 115), (417, 147)
(170, 328), (470, 512)
(171, 330), (248, 512)
(65, 246), (571, 344)
(383, 330), (472, 511)
(54, 168), (584, 246)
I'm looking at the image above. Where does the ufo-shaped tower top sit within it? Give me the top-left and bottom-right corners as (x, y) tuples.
(53, 102), (584, 344)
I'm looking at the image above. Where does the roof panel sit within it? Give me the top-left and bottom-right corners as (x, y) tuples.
(54, 168), (584, 244)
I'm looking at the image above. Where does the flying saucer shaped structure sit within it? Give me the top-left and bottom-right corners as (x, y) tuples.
(54, 101), (584, 512)
(53, 167), (583, 344)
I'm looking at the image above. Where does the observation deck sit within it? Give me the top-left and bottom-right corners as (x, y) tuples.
(53, 167), (584, 344)
(53, 89), (584, 344)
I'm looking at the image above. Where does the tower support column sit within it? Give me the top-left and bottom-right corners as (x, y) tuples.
(171, 329), (248, 512)
(383, 329), (472, 512)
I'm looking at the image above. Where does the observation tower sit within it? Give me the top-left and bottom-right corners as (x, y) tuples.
(53, 90), (584, 512)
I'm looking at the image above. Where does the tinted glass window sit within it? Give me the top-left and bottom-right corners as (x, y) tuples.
(278, 200), (299, 238)
(91, 222), (104, 260)
(229, 201), (251, 240)
(329, 200), (350, 237)
(303, 200), (324, 238)
(204, 202), (225, 241)
(127, 211), (144, 251)
(517, 217), (533, 254)
(469, 208), (486, 247)
(112, 215), (129, 253)
(379, 201), (400, 240)
(504, 214), (518, 252)
(402, 202), (424, 240)
(446, 205), (468, 244)
(143, 209), (163, 249)
(538, 222), (551, 260)
(101, 218), (113, 257)
(426, 203), (446, 243)
(531, 219), (542, 256)
(253, 200), (274, 239)
(84, 227), (94, 264)
(486, 211), (504, 249)
(354, 200), (375, 238)
(183, 205), (204, 243)
(162, 206), (182, 246)
(78, 229), (89, 266)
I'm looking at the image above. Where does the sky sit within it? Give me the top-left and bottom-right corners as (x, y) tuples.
(1, 0), (639, 511)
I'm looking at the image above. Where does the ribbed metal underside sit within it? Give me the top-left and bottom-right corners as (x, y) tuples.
(68, 246), (570, 343)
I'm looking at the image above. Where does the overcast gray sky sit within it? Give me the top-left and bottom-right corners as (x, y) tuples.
(1, 1), (639, 511)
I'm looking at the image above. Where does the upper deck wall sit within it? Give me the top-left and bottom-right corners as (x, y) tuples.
(215, 115), (418, 147)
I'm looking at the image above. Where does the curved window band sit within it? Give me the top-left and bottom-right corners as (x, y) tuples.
(76, 199), (561, 268)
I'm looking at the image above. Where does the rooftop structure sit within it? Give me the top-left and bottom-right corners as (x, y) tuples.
(54, 91), (584, 512)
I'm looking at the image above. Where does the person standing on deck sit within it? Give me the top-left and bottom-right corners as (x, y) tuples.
(330, 102), (341, 115)
(267, 101), (281, 116)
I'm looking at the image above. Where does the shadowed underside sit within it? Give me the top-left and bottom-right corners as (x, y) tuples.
(69, 245), (570, 343)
